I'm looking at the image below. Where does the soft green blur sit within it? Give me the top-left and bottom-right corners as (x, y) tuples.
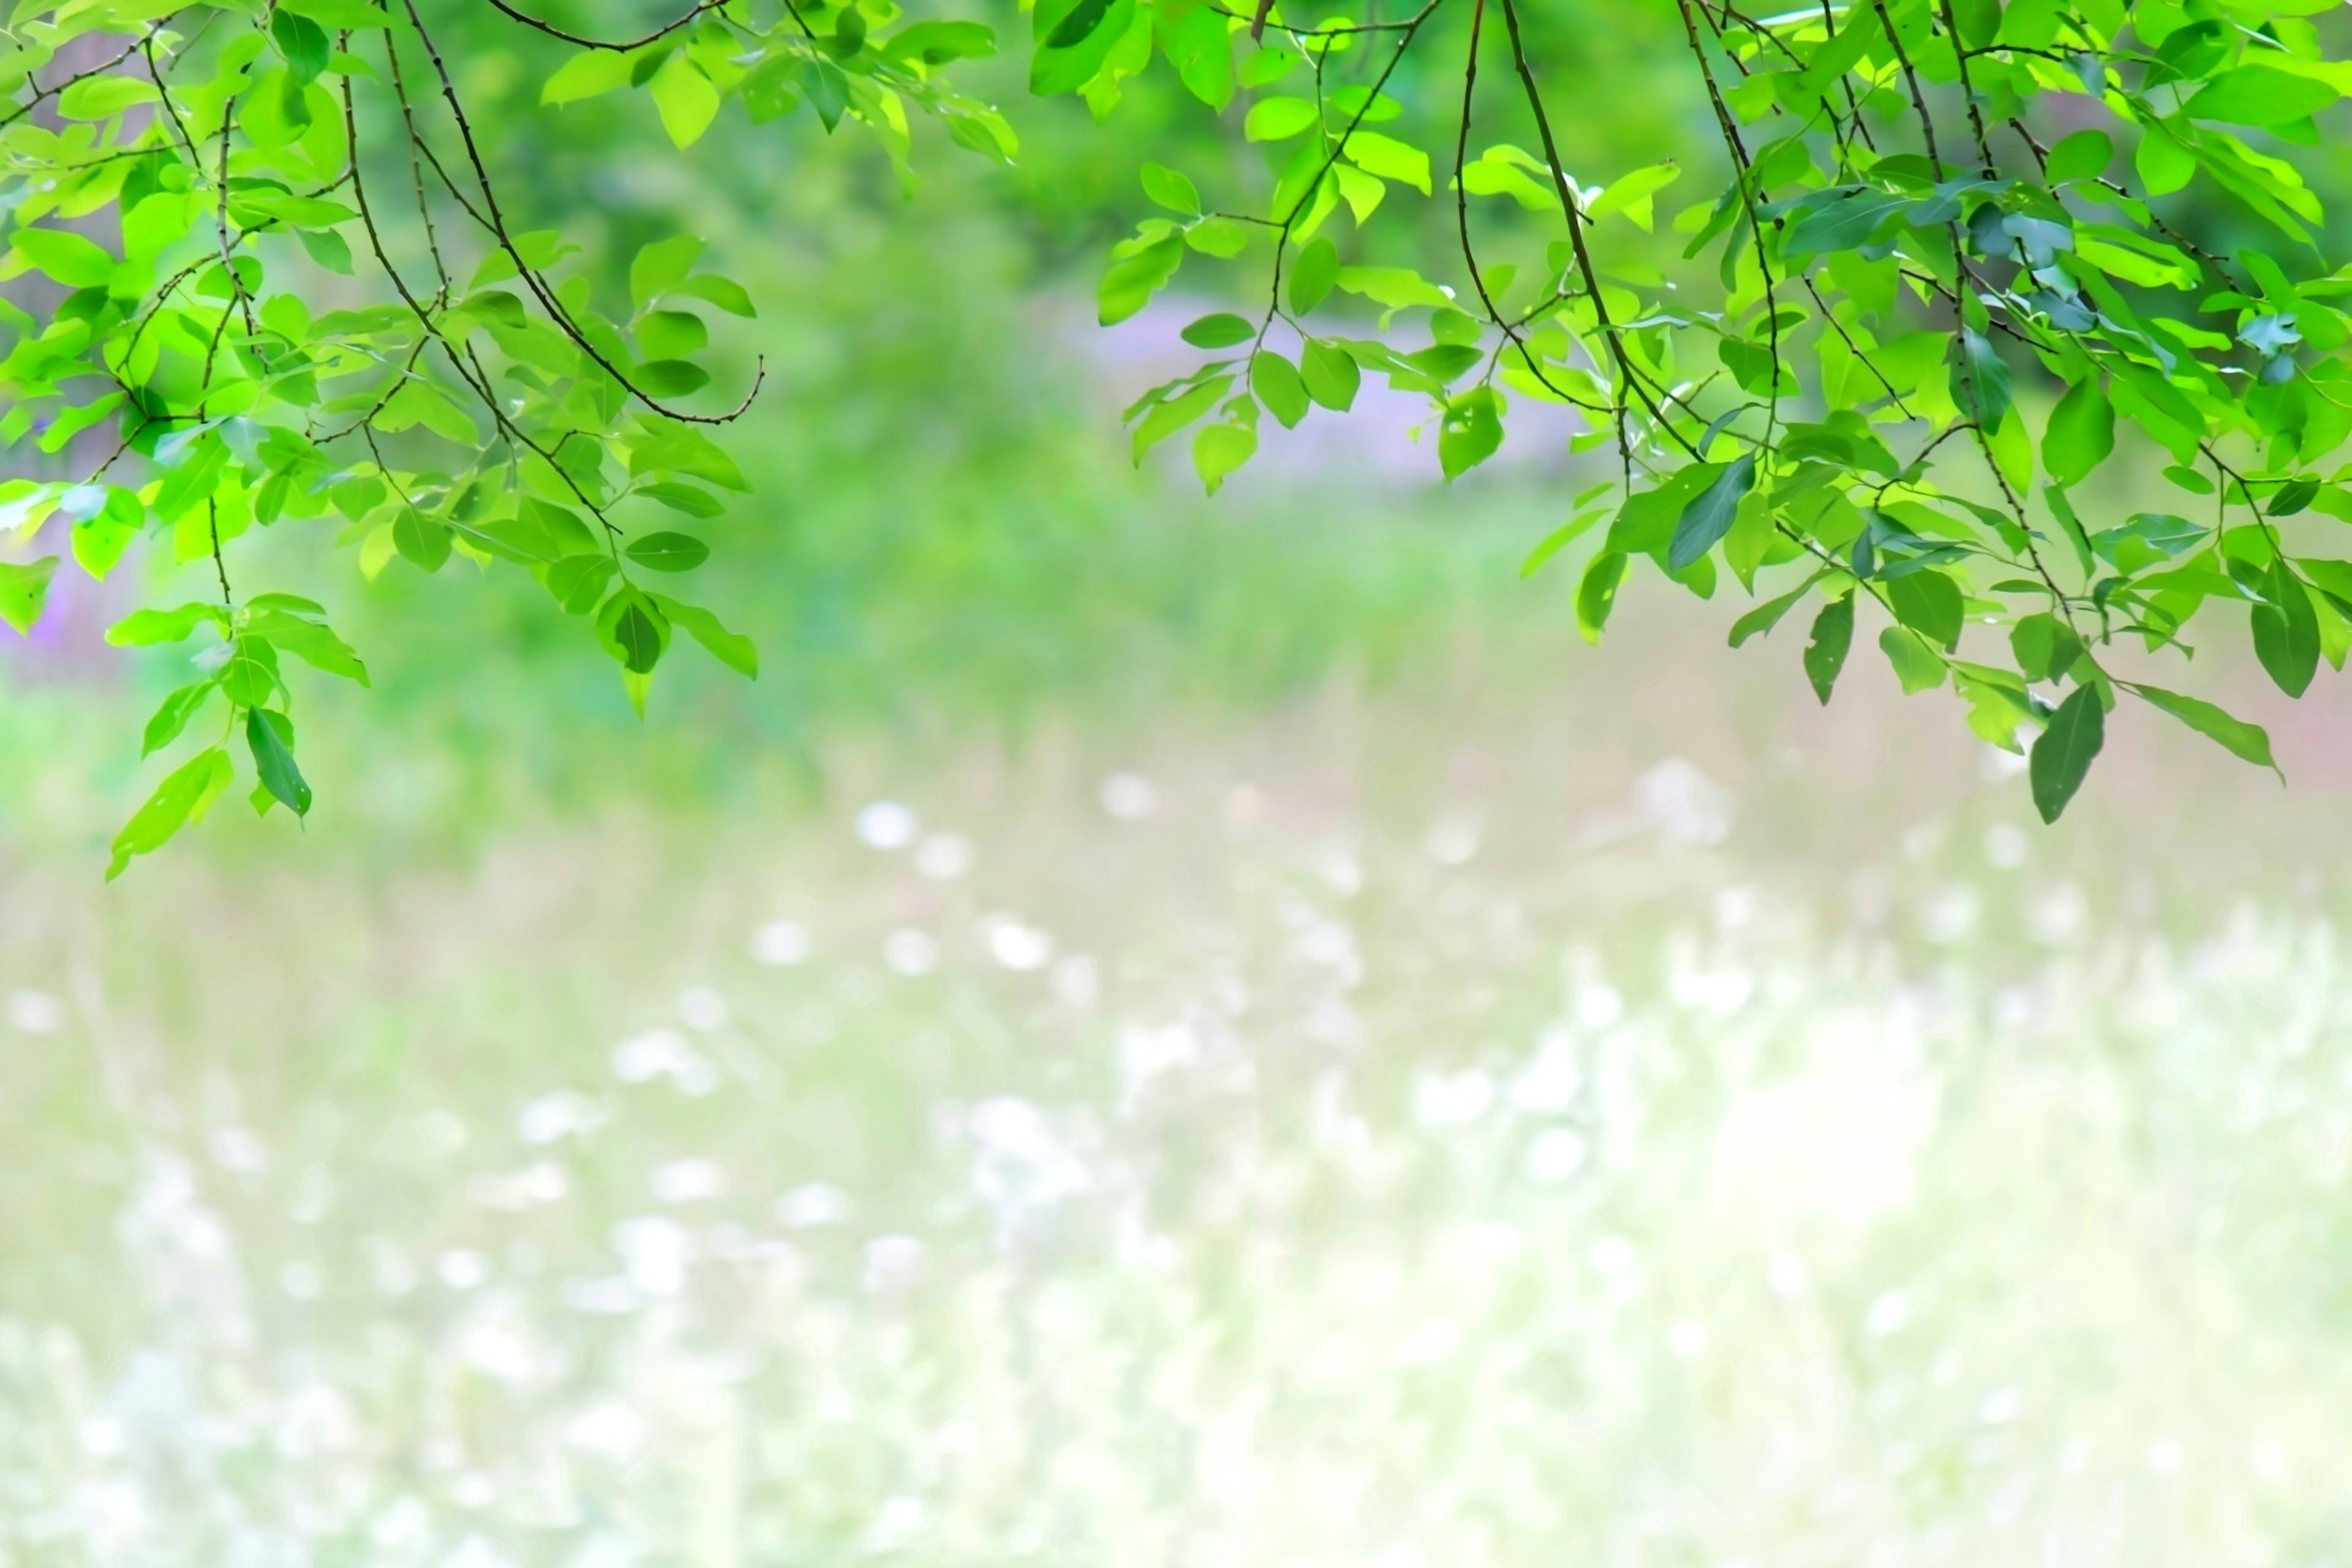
(8, 6), (2352, 1563)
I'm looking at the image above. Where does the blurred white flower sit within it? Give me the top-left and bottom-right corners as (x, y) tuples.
(207, 1126), (270, 1174)
(750, 919), (812, 967)
(777, 1183), (853, 1228)
(1423, 814), (1481, 866)
(915, 833), (973, 879)
(1099, 772), (1161, 820)
(435, 1250), (489, 1291)
(677, 984), (728, 1031)
(1412, 1069), (1493, 1127)
(516, 1091), (606, 1146)
(884, 928), (941, 976)
(610, 1028), (717, 1095)
(862, 1234), (927, 1292)
(612, 1216), (690, 1296)
(856, 800), (919, 849)
(1523, 1128), (1588, 1185)
(986, 918), (1054, 971)
(1635, 758), (1732, 846)
(650, 1157), (726, 1203)
(6, 989), (65, 1033)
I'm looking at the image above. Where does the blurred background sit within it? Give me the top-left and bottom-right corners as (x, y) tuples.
(9, 5), (2352, 1563)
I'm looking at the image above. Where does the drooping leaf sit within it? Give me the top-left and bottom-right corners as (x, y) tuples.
(1803, 593), (1854, 704)
(2030, 684), (2105, 824)
(245, 708), (313, 818)
(1667, 454), (1757, 573)
(2133, 683), (2279, 777)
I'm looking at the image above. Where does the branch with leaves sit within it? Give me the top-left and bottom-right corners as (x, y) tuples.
(1094, 0), (2342, 821)
(4, 0), (2348, 876)
(0, 0), (1011, 873)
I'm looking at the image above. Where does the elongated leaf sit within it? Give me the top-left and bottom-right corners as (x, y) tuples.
(107, 748), (233, 881)
(1576, 550), (1626, 644)
(2030, 684), (2105, 824)
(246, 709), (313, 818)
(1667, 454), (1756, 573)
(1803, 594), (1854, 704)
(2133, 683), (2280, 778)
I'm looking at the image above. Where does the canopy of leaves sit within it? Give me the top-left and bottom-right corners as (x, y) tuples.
(3, 0), (2346, 868)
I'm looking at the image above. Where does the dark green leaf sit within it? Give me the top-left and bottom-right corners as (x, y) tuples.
(245, 708), (312, 818)
(2252, 561), (2320, 697)
(1667, 454), (1756, 573)
(2030, 683), (2105, 824)
(1803, 592), (1854, 704)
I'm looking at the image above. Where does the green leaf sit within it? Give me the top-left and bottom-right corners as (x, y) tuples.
(649, 58), (722, 148)
(1520, 510), (1604, 579)
(11, 228), (113, 288)
(636, 482), (723, 517)
(1244, 97), (1320, 141)
(244, 611), (369, 686)
(2030, 683), (2105, 824)
(2132, 683), (2279, 777)
(2041, 484), (2096, 578)
(601, 590), (669, 674)
(270, 8), (331, 83)
(1343, 130), (1431, 195)
(220, 637), (282, 709)
(636, 359), (711, 397)
(1667, 454), (1756, 573)
(108, 603), (228, 647)
(1439, 388), (1504, 479)
(0, 557), (58, 634)
(1575, 550), (1626, 645)
(2045, 129), (2113, 184)
(1142, 163), (1200, 214)
(546, 554), (617, 614)
(625, 531), (710, 571)
(1193, 421), (1256, 495)
(542, 48), (635, 105)
(1166, 4), (1233, 108)
(2043, 377), (2114, 488)
(1781, 187), (1911, 257)
(1181, 312), (1254, 349)
(107, 748), (233, 881)
(2252, 560), (2320, 698)
(1032, 0), (1136, 94)
(1950, 329), (2013, 428)
(1289, 237), (1340, 315)
(1045, 0), (1117, 48)
(141, 680), (219, 757)
(648, 593), (757, 677)
(393, 507), (453, 573)
(2010, 611), (2082, 682)
(1886, 568), (1964, 652)
(245, 708), (312, 818)
(1879, 625), (1947, 695)
(1099, 235), (1184, 326)
(2187, 66), (2337, 127)
(1300, 339), (1360, 410)
(1250, 351), (1310, 428)
(1728, 573), (1824, 648)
